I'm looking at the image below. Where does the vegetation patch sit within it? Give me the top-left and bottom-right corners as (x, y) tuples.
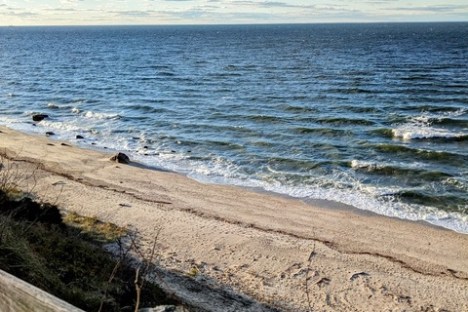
(64, 211), (127, 242)
(0, 189), (176, 311)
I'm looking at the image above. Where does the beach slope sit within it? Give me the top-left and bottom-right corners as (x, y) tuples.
(1, 126), (467, 312)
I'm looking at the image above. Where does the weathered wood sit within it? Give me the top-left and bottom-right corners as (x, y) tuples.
(0, 269), (84, 312)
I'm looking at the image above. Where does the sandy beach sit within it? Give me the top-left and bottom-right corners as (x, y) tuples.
(1, 126), (467, 312)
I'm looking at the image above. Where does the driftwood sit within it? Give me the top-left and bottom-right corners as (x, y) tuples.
(0, 269), (83, 312)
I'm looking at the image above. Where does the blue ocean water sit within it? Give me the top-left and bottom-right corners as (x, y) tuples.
(0, 23), (467, 232)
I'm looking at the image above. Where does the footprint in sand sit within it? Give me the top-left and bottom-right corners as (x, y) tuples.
(350, 271), (370, 281)
(316, 277), (331, 288)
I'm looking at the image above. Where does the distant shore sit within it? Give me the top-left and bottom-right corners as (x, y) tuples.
(1, 125), (467, 311)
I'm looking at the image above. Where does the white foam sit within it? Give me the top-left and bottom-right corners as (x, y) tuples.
(351, 159), (379, 170)
(84, 111), (121, 120)
(392, 111), (467, 141)
(392, 126), (466, 141)
(350, 159), (427, 172)
(131, 151), (468, 233)
(39, 120), (82, 132)
(47, 102), (60, 109)
(248, 175), (468, 234)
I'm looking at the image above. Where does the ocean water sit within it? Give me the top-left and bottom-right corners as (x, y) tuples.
(0, 23), (467, 232)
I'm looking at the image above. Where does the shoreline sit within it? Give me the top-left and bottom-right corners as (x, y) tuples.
(2, 123), (458, 235)
(4, 121), (466, 235)
(1, 125), (468, 311)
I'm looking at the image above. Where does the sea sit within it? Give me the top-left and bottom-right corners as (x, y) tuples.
(0, 23), (467, 233)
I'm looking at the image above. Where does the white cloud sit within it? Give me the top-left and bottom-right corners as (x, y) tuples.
(0, 0), (467, 25)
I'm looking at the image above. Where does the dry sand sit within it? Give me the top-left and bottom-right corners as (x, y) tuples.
(1, 126), (467, 312)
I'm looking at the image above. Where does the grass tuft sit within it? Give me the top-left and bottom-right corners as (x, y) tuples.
(64, 211), (127, 242)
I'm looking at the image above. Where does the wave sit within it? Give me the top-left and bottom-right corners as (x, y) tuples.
(157, 71), (175, 77)
(350, 160), (452, 180)
(83, 111), (121, 120)
(429, 117), (468, 127)
(246, 115), (284, 123)
(315, 117), (375, 126)
(391, 190), (466, 212)
(391, 111), (468, 141)
(399, 75), (436, 81)
(371, 128), (393, 138)
(266, 157), (338, 171)
(392, 127), (468, 141)
(280, 105), (318, 114)
(124, 102), (174, 112)
(410, 109), (467, 124)
(294, 127), (353, 137)
(397, 105), (467, 113)
(373, 144), (467, 163)
(443, 177), (468, 193)
(205, 140), (244, 151)
(337, 105), (381, 114)
(47, 102), (60, 109)
(328, 87), (374, 94)
(34, 119), (83, 132)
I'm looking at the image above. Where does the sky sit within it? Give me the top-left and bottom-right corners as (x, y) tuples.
(0, 0), (467, 26)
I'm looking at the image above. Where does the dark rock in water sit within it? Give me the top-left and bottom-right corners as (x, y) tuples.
(32, 114), (49, 122)
(110, 152), (130, 164)
(45, 131), (55, 136)
(143, 145), (149, 149)
(91, 142), (96, 145)
(76, 135), (84, 139)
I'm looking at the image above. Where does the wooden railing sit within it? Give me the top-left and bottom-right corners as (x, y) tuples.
(0, 269), (84, 312)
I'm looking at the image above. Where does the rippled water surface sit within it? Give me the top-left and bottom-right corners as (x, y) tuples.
(1, 23), (467, 232)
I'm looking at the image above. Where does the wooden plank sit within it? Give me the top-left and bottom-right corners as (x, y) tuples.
(0, 269), (84, 312)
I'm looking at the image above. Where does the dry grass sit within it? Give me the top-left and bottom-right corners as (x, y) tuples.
(64, 211), (127, 241)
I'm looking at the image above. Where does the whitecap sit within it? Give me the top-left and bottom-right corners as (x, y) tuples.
(392, 112), (467, 141)
(350, 159), (379, 170)
(47, 102), (60, 109)
(392, 126), (466, 141)
(39, 120), (82, 132)
(84, 111), (121, 120)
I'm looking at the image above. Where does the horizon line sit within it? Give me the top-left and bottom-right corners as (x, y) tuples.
(1, 20), (468, 28)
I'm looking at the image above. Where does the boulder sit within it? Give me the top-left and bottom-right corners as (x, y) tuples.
(32, 114), (49, 122)
(110, 152), (130, 164)
(45, 131), (55, 136)
(76, 135), (84, 139)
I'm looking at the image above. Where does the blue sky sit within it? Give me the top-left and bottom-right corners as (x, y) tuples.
(0, 0), (467, 25)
